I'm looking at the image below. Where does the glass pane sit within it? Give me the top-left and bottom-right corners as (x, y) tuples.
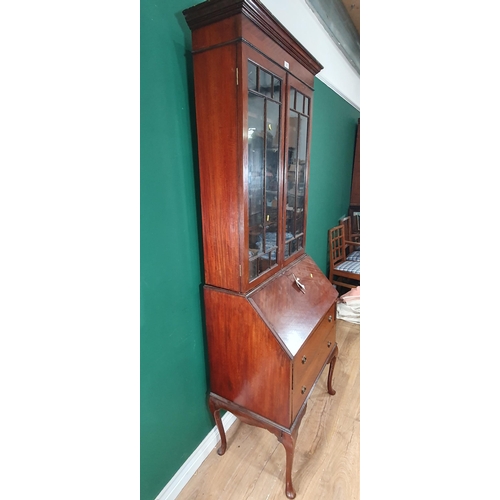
(258, 255), (271, 273)
(265, 100), (280, 227)
(248, 92), (265, 257)
(273, 77), (281, 102)
(247, 62), (282, 280)
(286, 93), (308, 259)
(249, 256), (258, 281)
(296, 92), (304, 114)
(259, 70), (272, 98)
(295, 114), (308, 236)
(298, 114), (308, 163)
(297, 115), (308, 189)
(248, 62), (257, 91)
(263, 233), (278, 257)
(295, 211), (304, 236)
(289, 88), (296, 110)
(287, 110), (299, 238)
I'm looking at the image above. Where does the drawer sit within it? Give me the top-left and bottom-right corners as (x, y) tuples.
(291, 305), (337, 417)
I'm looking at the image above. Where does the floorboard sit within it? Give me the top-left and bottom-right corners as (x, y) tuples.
(177, 319), (360, 499)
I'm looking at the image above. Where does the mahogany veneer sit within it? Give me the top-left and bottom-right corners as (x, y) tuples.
(183, 1), (339, 497)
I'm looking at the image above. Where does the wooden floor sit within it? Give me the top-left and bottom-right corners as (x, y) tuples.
(177, 319), (360, 500)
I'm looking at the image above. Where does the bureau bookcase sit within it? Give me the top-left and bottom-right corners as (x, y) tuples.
(183, 1), (339, 497)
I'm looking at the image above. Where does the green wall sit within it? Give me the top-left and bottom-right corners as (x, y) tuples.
(140, 1), (212, 499)
(140, 1), (360, 498)
(307, 79), (360, 273)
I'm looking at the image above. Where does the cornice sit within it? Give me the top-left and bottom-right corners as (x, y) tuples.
(183, 0), (324, 76)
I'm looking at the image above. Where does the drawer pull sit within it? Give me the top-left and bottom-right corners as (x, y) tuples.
(292, 273), (306, 294)
(328, 315), (332, 322)
(301, 386), (307, 394)
(302, 356), (307, 364)
(327, 341), (332, 348)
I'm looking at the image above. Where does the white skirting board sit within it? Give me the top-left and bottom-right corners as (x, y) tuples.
(155, 412), (238, 500)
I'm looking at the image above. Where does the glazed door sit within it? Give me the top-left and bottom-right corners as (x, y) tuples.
(242, 46), (287, 290)
(283, 75), (313, 265)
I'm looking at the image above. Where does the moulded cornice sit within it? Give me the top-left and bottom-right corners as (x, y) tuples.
(183, 0), (324, 76)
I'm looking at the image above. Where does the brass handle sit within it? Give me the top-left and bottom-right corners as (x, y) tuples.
(328, 315), (332, 322)
(327, 341), (332, 348)
(301, 386), (307, 394)
(302, 356), (307, 364)
(292, 273), (306, 294)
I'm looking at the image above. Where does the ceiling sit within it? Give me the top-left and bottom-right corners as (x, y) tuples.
(340, 0), (359, 35)
(305, 0), (360, 74)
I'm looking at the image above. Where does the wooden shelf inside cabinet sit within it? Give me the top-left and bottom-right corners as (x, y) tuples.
(183, 1), (339, 497)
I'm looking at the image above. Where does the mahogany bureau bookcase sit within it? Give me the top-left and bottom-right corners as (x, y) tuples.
(183, 1), (340, 497)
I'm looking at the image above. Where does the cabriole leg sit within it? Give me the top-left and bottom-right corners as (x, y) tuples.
(208, 395), (227, 455)
(327, 344), (339, 395)
(280, 432), (297, 499)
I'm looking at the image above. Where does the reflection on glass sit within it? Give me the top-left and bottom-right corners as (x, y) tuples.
(248, 92), (265, 248)
(289, 88), (295, 110)
(248, 62), (257, 91)
(298, 114), (308, 162)
(248, 61), (282, 281)
(296, 92), (304, 114)
(296, 113), (308, 232)
(266, 99), (279, 228)
(304, 96), (310, 115)
(287, 109), (298, 246)
(285, 88), (309, 258)
(260, 70), (272, 98)
(273, 77), (281, 102)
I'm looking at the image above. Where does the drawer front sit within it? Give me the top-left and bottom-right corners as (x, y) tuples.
(291, 305), (337, 417)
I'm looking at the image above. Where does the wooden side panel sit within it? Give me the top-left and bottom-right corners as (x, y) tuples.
(250, 255), (338, 356)
(191, 15), (240, 52)
(192, 45), (242, 291)
(204, 286), (292, 427)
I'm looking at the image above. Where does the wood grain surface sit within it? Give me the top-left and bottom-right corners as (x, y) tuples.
(176, 319), (360, 500)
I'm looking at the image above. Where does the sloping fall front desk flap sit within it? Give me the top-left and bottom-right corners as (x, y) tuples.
(248, 255), (338, 357)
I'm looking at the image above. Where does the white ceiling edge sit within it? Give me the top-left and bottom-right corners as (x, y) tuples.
(260, 0), (360, 111)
